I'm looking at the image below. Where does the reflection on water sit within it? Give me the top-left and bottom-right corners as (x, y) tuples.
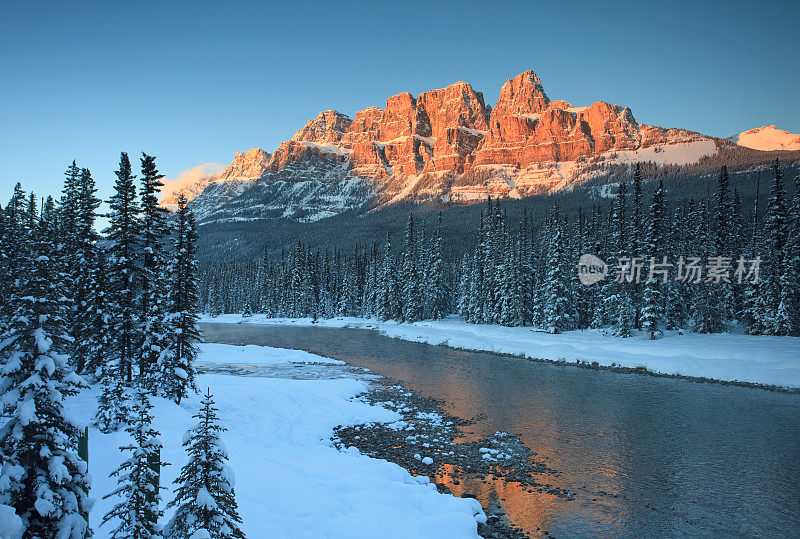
(436, 463), (568, 535)
(201, 323), (800, 537)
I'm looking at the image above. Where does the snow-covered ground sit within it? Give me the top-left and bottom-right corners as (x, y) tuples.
(203, 315), (800, 389)
(69, 343), (485, 538)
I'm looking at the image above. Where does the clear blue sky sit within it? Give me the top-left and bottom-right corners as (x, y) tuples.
(2, 0), (798, 203)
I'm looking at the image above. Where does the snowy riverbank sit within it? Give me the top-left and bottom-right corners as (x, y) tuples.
(68, 343), (486, 538)
(202, 315), (800, 389)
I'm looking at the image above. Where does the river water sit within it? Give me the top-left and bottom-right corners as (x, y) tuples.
(200, 323), (800, 537)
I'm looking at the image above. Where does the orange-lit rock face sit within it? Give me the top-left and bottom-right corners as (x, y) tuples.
(416, 81), (489, 141)
(380, 92), (418, 141)
(291, 110), (353, 144)
(220, 70), (708, 200)
(218, 148), (271, 180)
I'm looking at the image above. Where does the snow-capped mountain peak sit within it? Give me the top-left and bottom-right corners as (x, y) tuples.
(729, 125), (800, 152)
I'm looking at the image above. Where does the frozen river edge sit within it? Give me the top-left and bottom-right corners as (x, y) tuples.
(201, 315), (800, 392)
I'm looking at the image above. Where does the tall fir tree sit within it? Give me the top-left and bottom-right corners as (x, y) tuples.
(711, 166), (735, 322)
(743, 179), (764, 333)
(776, 173), (800, 335)
(84, 253), (112, 380)
(165, 390), (245, 539)
(761, 160), (788, 334)
(108, 152), (142, 384)
(162, 195), (200, 404)
(139, 153), (171, 385)
(401, 214), (421, 322)
(72, 167), (102, 374)
(102, 387), (167, 538)
(641, 180), (667, 338)
(0, 214), (92, 538)
(543, 211), (572, 334)
(1, 184), (29, 326)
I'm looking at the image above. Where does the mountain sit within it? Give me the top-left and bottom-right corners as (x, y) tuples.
(728, 125), (800, 152)
(174, 70), (798, 227)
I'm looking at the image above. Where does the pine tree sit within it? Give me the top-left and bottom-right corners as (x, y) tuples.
(95, 372), (130, 434)
(711, 166), (734, 322)
(606, 181), (634, 336)
(102, 387), (167, 538)
(427, 213), (449, 320)
(776, 174), (800, 335)
(108, 152), (142, 384)
(692, 200), (724, 333)
(0, 215), (92, 538)
(165, 390), (245, 539)
(58, 162), (82, 365)
(377, 231), (400, 321)
(543, 212), (572, 334)
(84, 254), (112, 380)
(401, 214), (421, 322)
(0, 183), (29, 326)
(162, 196), (200, 404)
(641, 180), (667, 338)
(743, 179), (764, 333)
(139, 153), (171, 385)
(629, 164), (644, 326)
(762, 160), (788, 334)
(73, 167), (102, 374)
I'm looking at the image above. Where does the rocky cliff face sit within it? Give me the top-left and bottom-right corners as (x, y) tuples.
(218, 148), (272, 180)
(183, 70), (729, 223)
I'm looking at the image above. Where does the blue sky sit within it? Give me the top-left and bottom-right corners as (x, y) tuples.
(1, 0), (798, 202)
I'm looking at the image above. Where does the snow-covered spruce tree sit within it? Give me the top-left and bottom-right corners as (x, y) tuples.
(426, 213), (449, 320)
(165, 390), (245, 539)
(629, 164), (644, 326)
(84, 253), (112, 381)
(605, 181), (635, 337)
(162, 196), (200, 404)
(95, 371), (130, 434)
(641, 180), (666, 339)
(102, 386), (167, 538)
(730, 189), (747, 316)
(0, 183), (29, 327)
(664, 203), (688, 329)
(108, 152), (142, 384)
(499, 235), (523, 327)
(776, 174), (800, 335)
(377, 231), (401, 321)
(71, 167), (102, 375)
(712, 166), (735, 321)
(743, 179), (765, 333)
(690, 200), (712, 332)
(56, 162), (83, 372)
(543, 212), (572, 334)
(401, 214), (422, 322)
(0, 214), (92, 538)
(93, 250), (128, 434)
(762, 160), (789, 335)
(139, 153), (171, 386)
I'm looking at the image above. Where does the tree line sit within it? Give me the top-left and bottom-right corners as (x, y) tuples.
(0, 153), (243, 537)
(200, 160), (800, 338)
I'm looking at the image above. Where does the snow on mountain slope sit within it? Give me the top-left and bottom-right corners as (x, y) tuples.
(729, 125), (800, 151)
(172, 71), (799, 225)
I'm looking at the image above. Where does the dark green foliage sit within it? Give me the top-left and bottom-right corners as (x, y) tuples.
(165, 390), (245, 539)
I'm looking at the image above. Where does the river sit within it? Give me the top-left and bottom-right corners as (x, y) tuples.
(200, 322), (800, 537)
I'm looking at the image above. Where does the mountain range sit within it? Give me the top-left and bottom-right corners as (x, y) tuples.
(161, 71), (800, 227)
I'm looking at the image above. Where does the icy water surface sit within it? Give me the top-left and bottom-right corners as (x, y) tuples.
(200, 322), (800, 537)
